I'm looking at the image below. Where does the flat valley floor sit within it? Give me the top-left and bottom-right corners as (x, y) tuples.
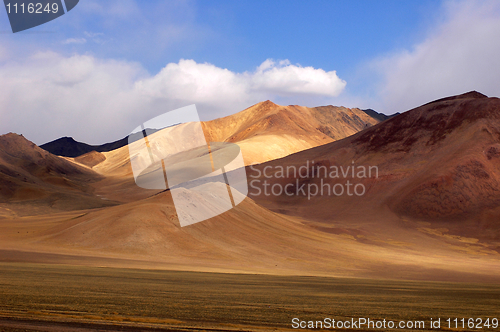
(0, 263), (499, 331)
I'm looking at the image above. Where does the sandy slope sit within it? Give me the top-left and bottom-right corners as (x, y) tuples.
(248, 91), (500, 256)
(1, 189), (499, 282)
(0, 133), (117, 216)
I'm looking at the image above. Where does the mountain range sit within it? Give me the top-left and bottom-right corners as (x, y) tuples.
(39, 129), (161, 158)
(40, 104), (389, 164)
(0, 92), (499, 283)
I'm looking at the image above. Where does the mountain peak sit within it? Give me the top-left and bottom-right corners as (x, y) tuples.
(423, 91), (488, 107)
(253, 100), (280, 111)
(457, 90), (488, 99)
(1, 132), (26, 140)
(259, 100), (278, 107)
(0, 132), (38, 153)
(54, 136), (77, 142)
(353, 91), (500, 153)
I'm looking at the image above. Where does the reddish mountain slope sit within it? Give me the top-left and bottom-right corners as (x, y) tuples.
(248, 91), (500, 246)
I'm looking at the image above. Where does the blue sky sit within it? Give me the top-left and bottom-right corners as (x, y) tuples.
(1, 0), (500, 144)
(1, 1), (438, 72)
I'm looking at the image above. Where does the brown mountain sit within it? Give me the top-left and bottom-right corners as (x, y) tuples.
(82, 101), (383, 202)
(0, 101), (383, 209)
(40, 101), (383, 164)
(248, 91), (500, 248)
(0, 133), (116, 216)
(202, 100), (381, 164)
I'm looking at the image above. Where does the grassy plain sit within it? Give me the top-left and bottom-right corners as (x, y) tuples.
(0, 263), (499, 331)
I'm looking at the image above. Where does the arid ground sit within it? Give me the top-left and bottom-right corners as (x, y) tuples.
(1, 263), (499, 331)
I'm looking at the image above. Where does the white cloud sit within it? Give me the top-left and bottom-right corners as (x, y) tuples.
(136, 58), (345, 105)
(0, 52), (147, 145)
(375, 0), (500, 114)
(0, 54), (346, 145)
(135, 59), (248, 105)
(62, 38), (87, 45)
(251, 59), (346, 96)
